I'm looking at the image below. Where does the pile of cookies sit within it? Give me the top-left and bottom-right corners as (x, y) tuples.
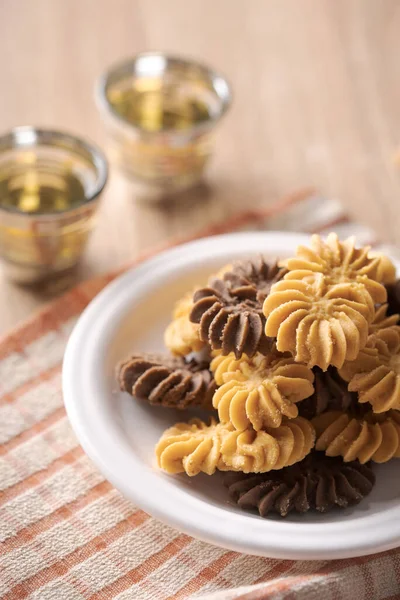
(118, 233), (400, 518)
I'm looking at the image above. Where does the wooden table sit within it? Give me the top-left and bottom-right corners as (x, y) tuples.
(0, 0), (399, 334)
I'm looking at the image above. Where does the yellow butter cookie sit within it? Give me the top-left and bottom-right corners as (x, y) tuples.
(265, 416), (316, 469)
(369, 304), (400, 334)
(222, 416), (315, 472)
(164, 264), (233, 357)
(313, 410), (400, 463)
(210, 350), (314, 429)
(263, 275), (371, 371)
(339, 327), (400, 412)
(155, 416), (315, 476)
(156, 418), (223, 476)
(284, 233), (387, 304)
(368, 251), (396, 284)
(164, 292), (205, 356)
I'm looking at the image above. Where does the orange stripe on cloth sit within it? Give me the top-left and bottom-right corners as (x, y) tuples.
(0, 288), (89, 362)
(2, 510), (150, 600)
(0, 480), (113, 555)
(170, 552), (237, 599)
(253, 560), (296, 585)
(0, 405), (66, 456)
(88, 533), (192, 600)
(0, 187), (314, 364)
(0, 446), (83, 506)
(0, 282), (107, 363)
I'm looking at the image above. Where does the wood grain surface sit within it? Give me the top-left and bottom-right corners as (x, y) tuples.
(0, 0), (399, 334)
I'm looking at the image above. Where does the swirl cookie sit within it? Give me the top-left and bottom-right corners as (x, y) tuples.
(189, 258), (286, 359)
(155, 416), (315, 476)
(155, 418), (222, 476)
(263, 275), (372, 370)
(284, 233), (387, 305)
(226, 257), (287, 303)
(313, 409), (400, 463)
(339, 327), (400, 412)
(263, 234), (392, 371)
(224, 453), (375, 517)
(210, 350), (314, 429)
(369, 304), (400, 334)
(118, 353), (215, 409)
(164, 292), (206, 356)
(368, 251), (396, 285)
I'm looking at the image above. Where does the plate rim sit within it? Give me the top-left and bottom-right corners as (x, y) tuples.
(63, 231), (400, 559)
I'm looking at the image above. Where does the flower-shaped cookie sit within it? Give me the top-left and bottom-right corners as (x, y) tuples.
(210, 350), (314, 429)
(368, 251), (396, 285)
(339, 327), (400, 412)
(164, 292), (206, 356)
(189, 258), (286, 359)
(155, 416), (315, 475)
(262, 416), (316, 469)
(368, 304), (400, 334)
(224, 453), (375, 517)
(284, 233), (387, 305)
(156, 418), (223, 475)
(118, 353), (216, 409)
(226, 257), (287, 303)
(263, 275), (372, 371)
(313, 409), (400, 463)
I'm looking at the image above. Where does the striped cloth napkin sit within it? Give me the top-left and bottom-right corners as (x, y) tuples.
(1, 189), (399, 600)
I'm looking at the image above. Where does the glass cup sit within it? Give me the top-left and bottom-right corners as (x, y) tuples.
(96, 53), (231, 200)
(0, 127), (108, 283)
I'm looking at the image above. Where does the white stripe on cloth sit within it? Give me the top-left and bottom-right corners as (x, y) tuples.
(0, 455), (104, 542)
(121, 542), (228, 600)
(0, 490), (135, 585)
(0, 372), (63, 444)
(0, 352), (40, 398)
(30, 582), (85, 600)
(20, 520), (186, 599)
(218, 552), (277, 585)
(0, 417), (77, 490)
(115, 586), (168, 600)
(0, 316), (76, 398)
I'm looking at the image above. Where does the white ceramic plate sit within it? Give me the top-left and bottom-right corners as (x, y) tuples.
(63, 232), (400, 559)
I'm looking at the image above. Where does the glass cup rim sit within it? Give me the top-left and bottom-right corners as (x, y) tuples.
(95, 51), (232, 136)
(0, 126), (109, 216)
